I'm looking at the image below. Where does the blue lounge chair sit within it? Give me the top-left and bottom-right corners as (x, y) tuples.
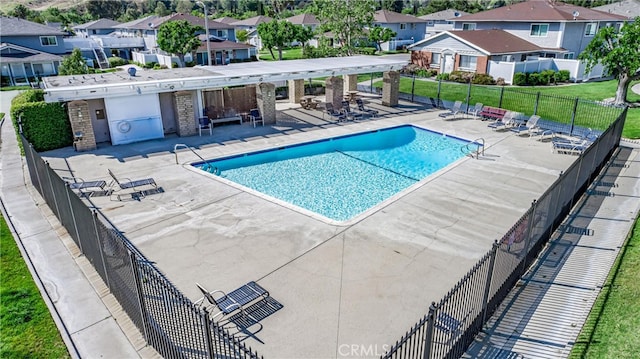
(488, 111), (519, 131)
(510, 115), (541, 136)
(552, 137), (591, 155)
(468, 102), (483, 119)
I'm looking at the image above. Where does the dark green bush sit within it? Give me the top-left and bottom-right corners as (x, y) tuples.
(540, 69), (555, 85)
(108, 57), (128, 67)
(558, 70), (571, 82)
(528, 72), (542, 86)
(354, 47), (376, 55)
(448, 71), (474, 83)
(436, 72), (449, 81)
(10, 90), (44, 122)
(13, 102), (72, 152)
(513, 72), (527, 86)
(471, 73), (495, 85)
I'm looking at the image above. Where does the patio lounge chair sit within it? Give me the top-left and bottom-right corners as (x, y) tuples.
(510, 115), (541, 136)
(63, 176), (112, 198)
(195, 281), (270, 321)
(488, 111), (519, 131)
(439, 101), (463, 120)
(325, 103), (347, 122)
(341, 100), (363, 120)
(355, 98), (379, 118)
(249, 108), (263, 127)
(468, 103), (483, 119)
(552, 137), (591, 155)
(108, 169), (158, 201)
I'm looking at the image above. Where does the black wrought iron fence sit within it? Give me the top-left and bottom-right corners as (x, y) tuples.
(20, 136), (262, 359)
(381, 107), (626, 359)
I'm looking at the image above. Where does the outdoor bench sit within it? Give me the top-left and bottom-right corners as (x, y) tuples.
(479, 106), (507, 121)
(210, 115), (243, 125)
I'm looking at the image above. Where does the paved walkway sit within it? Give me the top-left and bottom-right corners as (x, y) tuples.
(465, 143), (640, 358)
(0, 91), (150, 358)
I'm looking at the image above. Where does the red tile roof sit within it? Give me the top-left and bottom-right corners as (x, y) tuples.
(456, 0), (628, 22)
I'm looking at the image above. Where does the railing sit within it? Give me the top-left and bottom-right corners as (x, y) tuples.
(174, 144), (219, 175)
(462, 138), (484, 159)
(21, 135), (262, 359)
(381, 107), (627, 358)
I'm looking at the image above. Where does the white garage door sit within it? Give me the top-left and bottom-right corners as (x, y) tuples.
(104, 94), (164, 145)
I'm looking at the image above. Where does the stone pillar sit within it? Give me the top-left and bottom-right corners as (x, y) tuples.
(382, 71), (400, 107)
(288, 79), (305, 104)
(256, 82), (276, 125)
(67, 100), (97, 151)
(343, 74), (358, 93)
(325, 76), (344, 109)
(174, 91), (196, 136)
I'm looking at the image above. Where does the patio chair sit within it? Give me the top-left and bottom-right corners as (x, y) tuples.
(325, 103), (347, 122)
(438, 101), (463, 120)
(249, 108), (264, 127)
(198, 117), (212, 136)
(552, 137), (591, 155)
(355, 98), (379, 118)
(510, 115), (540, 136)
(108, 169), (156, 190)
(488, 111), (518, 131)
(195, 281), (270, 321)
(63, 176), (113, 198)
(341, 100), (363, 121)
(468, 103), (483, 119)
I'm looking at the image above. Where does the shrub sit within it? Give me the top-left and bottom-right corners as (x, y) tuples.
(448, 70), (474, 83)
(108, 56), (128, 67)
(540, 69), (555, 85)
(513, 72), (527, 86)
(10, 90), (44, 122)
(496, 77), (506, 86)
(558, 70), (571, 82)
(528, 72), (542, 86)
(471, 73), (495, 85)
(436, 72), (449, 81)
(144, 62), (156, 69)
(18, 102), (72, 151)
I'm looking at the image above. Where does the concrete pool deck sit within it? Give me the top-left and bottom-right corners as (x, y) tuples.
(33, 98), (585, 358)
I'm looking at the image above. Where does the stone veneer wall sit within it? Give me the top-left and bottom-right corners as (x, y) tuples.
(325, 76), (344, 109)
(256, 82), (276, 124)
(174, 91), (196, 136)
(67, 100), (97, 151)
(288, 79), (304, 103)
(382, 71), (400, 107)
(343, 74), (358, 92)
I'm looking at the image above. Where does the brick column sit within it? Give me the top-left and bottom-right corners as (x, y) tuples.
(67, 100), (97, 151)
(256, 82), (276, 125)
(288, 79), (305, 104)
(343, 74), (358, 93)
(324, 76), (344, 109)
(381, 71), (400, 107)
(174, 91), (196, 136)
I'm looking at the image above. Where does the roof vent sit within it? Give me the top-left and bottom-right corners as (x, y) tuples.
(572, 10), (580, 20)
(128, 67), (137, 77)
(454, 12), (460, 17)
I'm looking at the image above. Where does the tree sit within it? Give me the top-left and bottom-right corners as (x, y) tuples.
(369, 26), (396, 52)
(175, 0), (194, 14)
(257, 20), (313, 60)
(236, 29), (249, 43)
(579, 20), (640, 105)
(155, 1), (170, 16)
(58, 49), (89, 76)
(157, 20), (203, 66)
(315, 0), (376, 56)
(9, 4), (30, 19)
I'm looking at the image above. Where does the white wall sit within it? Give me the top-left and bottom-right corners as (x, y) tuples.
(104, 94), (164, 145)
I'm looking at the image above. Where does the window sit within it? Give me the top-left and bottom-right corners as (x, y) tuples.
(462, 23), (476, 31)
(563, 52), (574, 59)
(40, 36), (58, 46)
(427, 20), (434, 25)
(459, 55), (477, 69)
(530, 24), (549, 37)
(431, 53), (440, 66)
(584, 23), (597, 36)
(400, 23), (406, 30)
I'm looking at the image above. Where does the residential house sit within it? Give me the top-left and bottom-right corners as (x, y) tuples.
(593, 0), (640, 20)
(0, 16), (65, 86)
(451, 0), (628, 59)
(214, 16), (240, 25)
(372, 10), (427, 51)
(195, 35), (256, 65)
(231, 15), (273, 49)
(73, 19), (120, 37)
(419, 9), (468, 36)
(410, 29), (544, 75)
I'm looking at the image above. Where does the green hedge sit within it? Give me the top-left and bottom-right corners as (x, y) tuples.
(11, 90), (72, 152)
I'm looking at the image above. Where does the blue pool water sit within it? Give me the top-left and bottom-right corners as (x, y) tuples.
(194, 125), (473, 222)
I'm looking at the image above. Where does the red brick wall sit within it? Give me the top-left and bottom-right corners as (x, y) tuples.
(476, 56), (489, 74)
(454, 54), (460, 71)
(410, 50), (432, 68)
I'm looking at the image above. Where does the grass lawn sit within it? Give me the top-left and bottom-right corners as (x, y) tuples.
(381, 78), (640, 139)
(0, 215), (70, 358)
(570, 216), (640, 358)
(258, 47), (304, 61)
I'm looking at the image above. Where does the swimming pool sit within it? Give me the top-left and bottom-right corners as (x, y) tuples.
(194, 125), (474, 222)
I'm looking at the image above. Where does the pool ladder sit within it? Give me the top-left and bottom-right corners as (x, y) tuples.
(463, 138), (485, 159)
(174, 143), (220, 175)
